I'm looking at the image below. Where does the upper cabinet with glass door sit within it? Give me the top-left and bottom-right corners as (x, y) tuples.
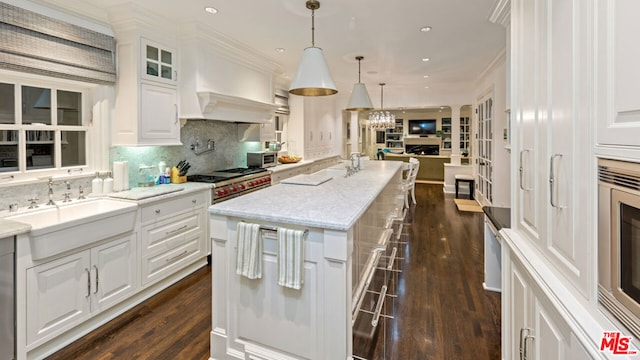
(0, 82), (88, 174)
(110, 24), (181, 146)
(141, 38), (177, 84)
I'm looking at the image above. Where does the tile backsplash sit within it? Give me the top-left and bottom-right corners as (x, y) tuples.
(0, 120), (263, 212)
(111, 120), (262, 188)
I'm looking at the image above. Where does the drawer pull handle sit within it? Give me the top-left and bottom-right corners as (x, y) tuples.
(85, 268), (91, 297)
(93, 265), (99, 294)
(519, 149), (532, 191)
(371, 285), (388, 327)
(166, 250), (188, 262)
(166, 224), (188, 235)
(520, 328), (533, 360)
(549, 153), (566, 209)
(387, 247), (397, 271)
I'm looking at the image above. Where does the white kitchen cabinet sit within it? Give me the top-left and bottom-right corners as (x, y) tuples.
(110, 16), (181, 146)
(288, 95), (336, 159)
(141, 38), (177, 84)
(502, 246), (590, 360)
(139, 83), (179, 143)
(511, 0), (591, 297)
(596, 0), (640, 147)
(140, 190), (209, 286)
(25, 233), (136, 346)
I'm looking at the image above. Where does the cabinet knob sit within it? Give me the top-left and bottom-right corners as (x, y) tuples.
(192, 199), (197, 204)
(155, 209), (161, 214)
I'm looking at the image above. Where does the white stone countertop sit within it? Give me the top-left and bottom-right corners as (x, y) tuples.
(268, 159), (313, 173)
(0, 218), (31, 238)
(269, 154), (341, 173)
(108, 182), (212, 205)
(208, 160), (403, 231)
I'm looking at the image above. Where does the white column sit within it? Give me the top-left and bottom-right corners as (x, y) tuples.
(450, 105), (462, 165)
(350, 112), (360, 153)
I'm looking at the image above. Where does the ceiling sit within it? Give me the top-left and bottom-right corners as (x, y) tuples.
(35, 0), (506, 109)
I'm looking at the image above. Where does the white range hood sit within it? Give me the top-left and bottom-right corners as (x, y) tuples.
(195, 91), (279, 123)
(179, 25), (283, 123)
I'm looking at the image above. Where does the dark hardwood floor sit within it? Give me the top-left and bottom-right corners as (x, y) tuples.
(47, 183), (500, 360)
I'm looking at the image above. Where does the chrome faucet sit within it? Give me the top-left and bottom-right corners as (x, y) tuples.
(350, 152), (362, 172)
(62, 181), (72, 203)
(27, 198), (39, 209)
(47, 178), (56, 205)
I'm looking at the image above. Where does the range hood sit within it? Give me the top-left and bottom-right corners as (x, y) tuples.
(195, 92), (279, 123)
(179, 25), (284, 124)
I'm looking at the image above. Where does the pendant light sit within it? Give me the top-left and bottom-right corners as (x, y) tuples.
(289, 0), (338, 96)
(345, 56), (373, 111)
(369, 83), (395, 129)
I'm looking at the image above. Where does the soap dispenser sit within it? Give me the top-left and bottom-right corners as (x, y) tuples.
(92, 172), (103, 195)
(103, 171), (114, 193)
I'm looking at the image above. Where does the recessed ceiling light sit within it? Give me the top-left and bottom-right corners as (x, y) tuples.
(424, 86), (430, 89)
(420, 26), (432, 32)
(422, 58), (430, 62)
(423, 75), (429, 78)
(275, 48), (285, 53)
(204, 7), (218, 14)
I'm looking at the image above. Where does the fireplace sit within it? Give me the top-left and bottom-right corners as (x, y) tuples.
(405, 144), (440, 155)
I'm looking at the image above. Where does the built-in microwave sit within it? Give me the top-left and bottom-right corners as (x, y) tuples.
(598, 158), (640, 338)
(247, 151), (277, 168)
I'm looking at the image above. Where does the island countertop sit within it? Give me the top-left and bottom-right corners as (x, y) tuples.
(208, 160), (403, 231)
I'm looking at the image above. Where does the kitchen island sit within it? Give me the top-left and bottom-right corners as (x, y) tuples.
(208, 160), (404, 360)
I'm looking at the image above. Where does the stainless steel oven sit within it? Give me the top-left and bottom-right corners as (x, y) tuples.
(598, 158), (640, 337)
(188, 167), (271, 204)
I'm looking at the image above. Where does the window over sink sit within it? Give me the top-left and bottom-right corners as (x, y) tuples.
(0, 73), (94, 178)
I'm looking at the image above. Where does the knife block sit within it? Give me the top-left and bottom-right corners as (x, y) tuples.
(170, 167), (187, 184)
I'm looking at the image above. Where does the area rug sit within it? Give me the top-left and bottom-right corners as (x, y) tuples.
(454, 198), (484, 213)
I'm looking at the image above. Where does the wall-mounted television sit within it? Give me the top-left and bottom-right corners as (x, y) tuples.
(408, 119), (436, 136)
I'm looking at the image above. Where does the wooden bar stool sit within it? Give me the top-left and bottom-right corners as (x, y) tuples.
(455, 174), (475, 200)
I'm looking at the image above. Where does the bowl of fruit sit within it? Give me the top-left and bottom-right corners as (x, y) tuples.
(278, 155), (302, 164)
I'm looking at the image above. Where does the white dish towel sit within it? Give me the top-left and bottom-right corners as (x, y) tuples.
(236, 222), (262, 279)
(277, 228), (306, 290)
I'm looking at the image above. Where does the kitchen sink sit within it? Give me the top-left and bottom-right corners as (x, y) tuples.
(6, 198), (138, 260)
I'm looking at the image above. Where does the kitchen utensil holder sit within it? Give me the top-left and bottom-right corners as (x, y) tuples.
(170, 167), (187, 183)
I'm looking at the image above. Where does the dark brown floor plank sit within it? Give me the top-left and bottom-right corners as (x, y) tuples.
(47, 182), (500, 360)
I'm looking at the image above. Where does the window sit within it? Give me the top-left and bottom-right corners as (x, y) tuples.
(0, 78), (92, 176)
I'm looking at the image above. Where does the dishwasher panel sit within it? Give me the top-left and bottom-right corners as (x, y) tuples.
(0, 236), (14, 360)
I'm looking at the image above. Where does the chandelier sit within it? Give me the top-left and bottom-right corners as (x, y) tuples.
(368, 83), (395, 129)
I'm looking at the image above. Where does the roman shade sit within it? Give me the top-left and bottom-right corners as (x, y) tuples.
(0, 2), (116, 84)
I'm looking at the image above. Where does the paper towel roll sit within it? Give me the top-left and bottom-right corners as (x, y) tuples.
(122, 161), (129, 190)
(113, 161), (125, 192)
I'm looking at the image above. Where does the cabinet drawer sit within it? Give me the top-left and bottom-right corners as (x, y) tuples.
(141, 232), (204, 285)
(143, 212), (201, 251)
(141, 193), (207, 223)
